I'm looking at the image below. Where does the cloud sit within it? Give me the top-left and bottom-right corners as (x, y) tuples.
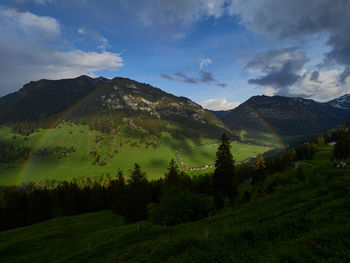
(292, 68), (350, 102)
(200, 71), (214, 83)
(0, 6), (60, 39)
(34, 0), (52, 4)
(201, 98), (240, 110)
(199, 58), (212, 69)
(259, 68), (350, 101)
(229, 0), (350, 87)
(174, 72), (197, 84)
(261, 88), (276, 97)
(172, 33), (186, 40)
(160, 70), (225, 86)
(0, 7), (123, 96)
(245, 47), (308, 95)
(159, 73), (175, 80)
(78, 26), (110, 50)
(13, 0), (53, 5)
(136, 0), (228, 26)
(309, 71), (321, 83)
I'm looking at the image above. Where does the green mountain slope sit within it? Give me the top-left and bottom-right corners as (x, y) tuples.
(0, 75), (230, 139)
(0, 123), (269, 185)
(0, 147), (349, 262)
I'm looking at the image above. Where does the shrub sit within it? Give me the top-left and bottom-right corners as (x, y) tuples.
(148, 190), (213, 225)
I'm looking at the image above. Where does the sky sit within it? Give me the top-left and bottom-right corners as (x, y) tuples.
(1, 0), (350, 110)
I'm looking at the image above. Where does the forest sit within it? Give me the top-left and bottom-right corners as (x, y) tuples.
(2, 124), (348, 232)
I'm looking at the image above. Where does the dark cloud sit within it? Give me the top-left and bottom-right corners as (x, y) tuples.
(160, 73), (174, 80)
(339, 67), (350, 83)
(246, 47), (308, 93)
(174, 72), (197, 84)
(310, 71), (320, 82)
(310, 71), (319, 81)
(248, 70), (300, 88)
(231, 0), (350, 82)
(160, 70), (225, 87)
(200, 71), (214, 83)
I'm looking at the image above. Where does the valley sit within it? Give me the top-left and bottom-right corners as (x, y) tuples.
(1, 2), (350, 262)
(0, 123), (269, 185)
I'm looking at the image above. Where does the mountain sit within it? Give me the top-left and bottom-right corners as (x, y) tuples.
(0, 76), (230, 138)
(327, 94), (350, 110)
(207, 109), (232, 119)
(217, 95), (350, 144)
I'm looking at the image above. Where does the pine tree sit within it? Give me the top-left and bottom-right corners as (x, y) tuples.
(253, 154), (266, 183)
(213, 133), (237, 208)
(125, 163), (151, 221)
(164, 159), (180, 186)
(111, 170), (126, 215)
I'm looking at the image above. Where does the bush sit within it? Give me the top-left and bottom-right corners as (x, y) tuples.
(148, 190), (213, 225)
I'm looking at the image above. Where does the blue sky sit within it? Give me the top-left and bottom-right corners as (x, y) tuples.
(1, 0), (350, 109)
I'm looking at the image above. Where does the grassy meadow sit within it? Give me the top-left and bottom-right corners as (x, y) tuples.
(0, 146), (349, 262)
(178, 141), (270, 168)
(0, 123), (271, 185)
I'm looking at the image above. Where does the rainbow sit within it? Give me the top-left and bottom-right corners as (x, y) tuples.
(245, 105), (287, 150)
(14, 86), (287, 184)
(15, 84), (112, 185)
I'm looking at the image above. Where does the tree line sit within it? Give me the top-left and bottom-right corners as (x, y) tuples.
(2, 127), (341, 231)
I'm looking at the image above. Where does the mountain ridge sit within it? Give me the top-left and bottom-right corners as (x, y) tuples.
(0, 75), (230, 139)
(210, 95), (350, 144)
(327, 94), (350, 110)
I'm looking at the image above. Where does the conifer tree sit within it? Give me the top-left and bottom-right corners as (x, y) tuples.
(253, 154), (266, 183)
(164, 159), (180, 186)
(125, 163), (150, 221)
(213, 134), (237, 208)
(111, 170), (126, 215)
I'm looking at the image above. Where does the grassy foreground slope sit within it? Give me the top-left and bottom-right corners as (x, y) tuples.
(0, 124), (269, 185)
(0, 147), (349, 262)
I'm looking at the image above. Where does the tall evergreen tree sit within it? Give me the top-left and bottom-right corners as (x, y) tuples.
(164, 159), (180, 186)
(253, 154), (266, 183)
(164, 159), (191, 190)
(111, 170), (126, 215)
(213, 134), (237, 208)
(125, 163), (151, 221)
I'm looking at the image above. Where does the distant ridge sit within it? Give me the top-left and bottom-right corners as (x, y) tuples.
(327, 94), (350, 110)
(211, 95), (350, 144)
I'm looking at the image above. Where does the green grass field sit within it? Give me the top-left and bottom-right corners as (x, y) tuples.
(178, 142), (270, 168)
(0, 124), (271, 185)
(1, 147), (349, 262)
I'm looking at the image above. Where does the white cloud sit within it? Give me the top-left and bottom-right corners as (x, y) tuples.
(0, 7), (123, 96)
(0, 7), (60, 39)
(34, 0), (52, 4)
(201, 98), (240, 110)
(44, 50), (123, 78)
(258, 68), (350, 101)
(262, 88), (276, 97)
(78, 26), (110, 50)
(199, 58), (212, 70)
(172, 33), (186, 41)
(292, 68), (350, 102)
(138, 0), (228, 26)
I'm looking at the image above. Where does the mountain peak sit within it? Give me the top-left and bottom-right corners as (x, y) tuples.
(219, 93), (350, 144)
(328, 94), (350, 110)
